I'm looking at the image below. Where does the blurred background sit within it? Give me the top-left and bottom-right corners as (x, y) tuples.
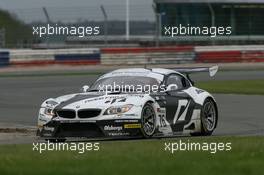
(0, 0), (155, 48)
(0, 0), (264, 66)
(0, 0), (264, 48)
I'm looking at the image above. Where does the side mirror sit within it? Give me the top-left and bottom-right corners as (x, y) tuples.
(166, 84), (178, 92)
(81, 85), (89, 93)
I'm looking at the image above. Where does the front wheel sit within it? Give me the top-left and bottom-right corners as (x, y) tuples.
(140, 103), (156, 138)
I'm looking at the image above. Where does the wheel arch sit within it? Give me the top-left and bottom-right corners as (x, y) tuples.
(145, 100), (154, 105)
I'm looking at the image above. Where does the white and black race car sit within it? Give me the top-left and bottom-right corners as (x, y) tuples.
(37, 66), (219, 140)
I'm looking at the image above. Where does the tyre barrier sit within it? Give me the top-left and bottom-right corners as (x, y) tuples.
(1, 46), (264, 68)
(101, 52), (195, 65)
(196, 51), (242, 63)
(101, 46), (195, 65)
(241, 51), (264, 62)
(7, 48), (100, 66)
(101, 46), (194, 54)
(196, 50), (264, 63)
(54, 53), (101, 65)
(0, 51), (10, 67)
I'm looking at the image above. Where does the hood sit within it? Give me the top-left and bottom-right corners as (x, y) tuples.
(53, 92), (147, 110)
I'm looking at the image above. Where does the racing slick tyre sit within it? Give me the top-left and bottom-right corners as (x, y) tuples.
(195, 98), (218, 136)
(140, 103), (156, 138)
(191, 98), (218, 136)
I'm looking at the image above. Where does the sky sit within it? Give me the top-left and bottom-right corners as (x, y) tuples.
(0, 0), (154, 23)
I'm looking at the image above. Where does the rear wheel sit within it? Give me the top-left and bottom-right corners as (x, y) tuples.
(141, 103), (156, 138)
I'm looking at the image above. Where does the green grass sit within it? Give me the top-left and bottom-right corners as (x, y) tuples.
(0, 136), (263, 175)
(0, 9), (32, 46)
(197, 79), (264, 95)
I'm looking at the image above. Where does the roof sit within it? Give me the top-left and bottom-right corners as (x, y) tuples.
(154, 0), (264, 3)
(152, 68), (177, 75)
(99, 68), (179, 81)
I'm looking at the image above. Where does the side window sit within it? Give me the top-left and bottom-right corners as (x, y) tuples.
(181, 76), (191, 88)
(166, 74), (190, 90)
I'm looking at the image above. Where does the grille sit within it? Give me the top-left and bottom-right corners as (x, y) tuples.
(56, 110), (76, 119)
(56, 123), (104, 137)
(78, 109), (101, 118)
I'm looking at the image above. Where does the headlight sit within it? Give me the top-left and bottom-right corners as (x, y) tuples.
(104, 104), (133, 115)
(44, 108), (54, 116)
(45, 100), (58, 105)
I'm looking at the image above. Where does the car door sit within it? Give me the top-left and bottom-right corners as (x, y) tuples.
(164, 74), (196, 132)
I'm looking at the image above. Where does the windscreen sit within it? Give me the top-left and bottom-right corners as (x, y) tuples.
(89, 76), (161, 92)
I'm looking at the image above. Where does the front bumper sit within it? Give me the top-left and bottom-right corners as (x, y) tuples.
(37, 119), (142, 138)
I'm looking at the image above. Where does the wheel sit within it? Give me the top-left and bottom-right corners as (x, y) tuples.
(140, 103), (156, 138)
(192, 98), (217, 136)
(201, 98), (217, 135)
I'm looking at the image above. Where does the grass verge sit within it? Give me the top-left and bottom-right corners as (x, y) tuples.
(197, 79), (264, 95)
(0, 136), (263, 175)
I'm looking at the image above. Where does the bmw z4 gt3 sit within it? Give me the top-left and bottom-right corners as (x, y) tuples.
(37, 66), (218, 140)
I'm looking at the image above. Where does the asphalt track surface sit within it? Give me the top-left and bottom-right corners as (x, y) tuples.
(0, 70), (264, 136)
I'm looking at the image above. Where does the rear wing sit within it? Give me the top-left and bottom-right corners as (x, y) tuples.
(173, 65), (219, 77)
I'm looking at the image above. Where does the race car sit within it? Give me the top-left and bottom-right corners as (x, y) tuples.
(37, 66), (218, 140)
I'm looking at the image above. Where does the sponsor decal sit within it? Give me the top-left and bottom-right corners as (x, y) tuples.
(157, 108), (166, 113)
(195, 89), (205, 94)
(104, 125), (123, 131)
(124, 123), (141, 129)
(85, 94), (144, 104)
(105, 98), (127, 104)
(85, 97), (105, 103)
(115, 119), (139, 123)
(83, 96), (107, 103)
